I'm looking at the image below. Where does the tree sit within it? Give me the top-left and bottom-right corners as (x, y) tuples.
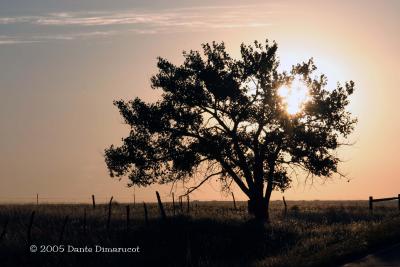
(104, 39), (357, 221)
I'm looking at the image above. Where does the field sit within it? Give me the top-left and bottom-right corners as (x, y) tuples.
(0, 200), (399, 267)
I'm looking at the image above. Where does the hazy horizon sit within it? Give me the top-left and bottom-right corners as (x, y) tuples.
(1, 0), (399, 203)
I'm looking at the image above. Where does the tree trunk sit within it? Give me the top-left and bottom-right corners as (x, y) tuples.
(247, 196), (269, 222)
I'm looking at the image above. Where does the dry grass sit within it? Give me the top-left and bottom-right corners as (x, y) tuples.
(0, 200), (399, 267)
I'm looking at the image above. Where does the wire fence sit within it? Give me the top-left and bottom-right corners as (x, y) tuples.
(0, 195), (138, 204)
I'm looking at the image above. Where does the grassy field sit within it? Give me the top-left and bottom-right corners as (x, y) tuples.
(0, 200), (399, 267)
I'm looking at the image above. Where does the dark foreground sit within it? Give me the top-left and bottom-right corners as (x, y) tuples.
(342, 243), (400, 267)
(0, 201), (399, 267)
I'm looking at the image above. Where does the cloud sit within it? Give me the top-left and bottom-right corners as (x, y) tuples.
(0, 36), (41, 45)
(0, 16), (34, 24)
(36, 30), (123, 41)
(0, 5), (275, 44)
(31, 9), (273, 28)
(0, 40), (40, 45)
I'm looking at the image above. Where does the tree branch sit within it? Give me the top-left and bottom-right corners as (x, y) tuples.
(182, 171), (223, 196)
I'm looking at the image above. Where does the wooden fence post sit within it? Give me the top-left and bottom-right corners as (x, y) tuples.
(27, 211), (35, 244)
(172, 193), (176, 216)
(156, 191), (167, 220)
(283, 196), (288, 217)
(0, 218), (9, 243)
(92, 195), (96, 210)
(59, 215), (69, 243)
(231, 192), (237, 210)
(83, 208), (87, 234)
(126, 205), (130, 231)
(398, 194), (400, 211)
(187, 195), (190, 214)
(369, 196), (373, 212)
(36, 194), (39, 206)
(133, 190), (136, 208)
(107, 196), (113, 231)
(143, 202), (149, 226)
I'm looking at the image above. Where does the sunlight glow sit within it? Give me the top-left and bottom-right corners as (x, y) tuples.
(278, 78), (310, 115)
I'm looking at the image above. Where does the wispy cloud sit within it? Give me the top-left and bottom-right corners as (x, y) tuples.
(0, 5), (276, 44)
(0, 16), (34, 24)
(0, 36), (40, 45)
(35, 13), (160, 26)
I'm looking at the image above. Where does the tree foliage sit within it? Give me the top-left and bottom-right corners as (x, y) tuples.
(105, 39), (356, 219)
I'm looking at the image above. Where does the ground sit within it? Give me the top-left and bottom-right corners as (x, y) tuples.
(0, 200), (399, 267)
(342, 243), (400, 267)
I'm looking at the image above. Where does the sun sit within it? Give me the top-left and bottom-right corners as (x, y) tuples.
(278, 78), (310, 115)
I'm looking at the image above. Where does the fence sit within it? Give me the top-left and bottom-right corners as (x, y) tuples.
(0, 192), (246, 246)
(369, 194), (400, 212)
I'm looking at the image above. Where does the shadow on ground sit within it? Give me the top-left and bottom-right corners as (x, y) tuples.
(0, 216), (298, 267)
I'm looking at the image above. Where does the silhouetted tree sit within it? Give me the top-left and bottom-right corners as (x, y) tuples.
(105, 39), (356, 221)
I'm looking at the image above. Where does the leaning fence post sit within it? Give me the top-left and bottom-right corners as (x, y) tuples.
(283, 196), (288, 217)
(231, 192), (237, 210)
(59, 215), (69, 243)
(156, 191), (167, 220)
(369, 196), (373, 212)
(27, 211), (35, 244)
(143, 202), (149, 226)
(126, 205), (130, 231)
(92, 195), (96, 210)
(107, 196), (113, 231)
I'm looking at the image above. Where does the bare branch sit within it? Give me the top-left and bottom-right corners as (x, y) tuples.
(182, 171), (223, 196)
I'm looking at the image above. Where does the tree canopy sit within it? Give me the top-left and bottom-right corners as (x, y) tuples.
(104, 39), (357, 220)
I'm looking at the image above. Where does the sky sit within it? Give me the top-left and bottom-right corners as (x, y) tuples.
(0, 0), (399, 203)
